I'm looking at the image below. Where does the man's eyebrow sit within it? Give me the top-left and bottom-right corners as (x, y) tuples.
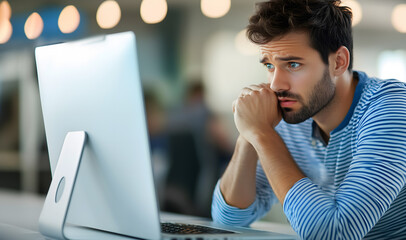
(276, 56), (304, 61)
(259, 56), (304, 63)
(259, 57), (268, 64)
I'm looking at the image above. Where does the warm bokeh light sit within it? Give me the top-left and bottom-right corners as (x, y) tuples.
(392, 4), (406, 33)
(201, 0), (231, 19)
(96, 0), (121, 29)
(234, 29), (258, 56)
(58, 5), (80, 34)
(341, 0), (362, 26)
(24, 12), (43, 40)
(140, 0), (168, 24)
(0, 1), (11, 20)
(0, 18), (12, 44)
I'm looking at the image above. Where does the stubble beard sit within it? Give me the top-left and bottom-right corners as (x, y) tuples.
(280, 67), (336, 124)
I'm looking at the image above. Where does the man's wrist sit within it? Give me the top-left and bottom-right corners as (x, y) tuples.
(235, 135), (258, 161)
(249, 128), (280, 153)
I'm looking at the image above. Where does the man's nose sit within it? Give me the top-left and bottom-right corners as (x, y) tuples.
(270, 69), (290, 92)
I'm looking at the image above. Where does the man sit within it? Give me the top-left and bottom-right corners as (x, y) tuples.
(211, 0), (406, 239)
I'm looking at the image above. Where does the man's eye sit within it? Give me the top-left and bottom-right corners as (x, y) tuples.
(265, 63), (275, 70)
(289, 62), (301, 68)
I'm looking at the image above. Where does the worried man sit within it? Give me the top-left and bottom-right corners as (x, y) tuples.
(211, 0), (406, 239)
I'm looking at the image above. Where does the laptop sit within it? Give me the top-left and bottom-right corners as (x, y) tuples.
(35, 31), (296, 240)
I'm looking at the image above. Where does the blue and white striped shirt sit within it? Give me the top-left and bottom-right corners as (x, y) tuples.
(212, 71), (406, 239)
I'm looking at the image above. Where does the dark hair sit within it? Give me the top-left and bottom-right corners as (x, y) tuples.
(247, 0), (353, 71)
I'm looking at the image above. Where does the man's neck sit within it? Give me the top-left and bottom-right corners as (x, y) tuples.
(313, 71), (358, 143)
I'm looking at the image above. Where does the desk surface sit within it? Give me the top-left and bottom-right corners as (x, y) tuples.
(0, 189), (296, 239)
(0, 190), (45, 240)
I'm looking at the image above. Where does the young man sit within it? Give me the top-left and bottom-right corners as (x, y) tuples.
(211, 0), (406, 239)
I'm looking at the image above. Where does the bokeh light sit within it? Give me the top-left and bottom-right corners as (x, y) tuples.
(0, 18), (12, 44)
(24, 12), (44, 40)
(201, 0), (231, 19)
(96, 0), (121, 29)
(58, 5), (80, 34)
(140, 0), (168, 24)
(0, 1), (11, 20)
(392, 4), (406, 33)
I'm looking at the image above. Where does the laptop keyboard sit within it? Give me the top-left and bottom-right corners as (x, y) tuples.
(161, 222), (236, 235)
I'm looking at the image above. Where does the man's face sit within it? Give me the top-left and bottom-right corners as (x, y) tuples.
(259, 32), (335, 124)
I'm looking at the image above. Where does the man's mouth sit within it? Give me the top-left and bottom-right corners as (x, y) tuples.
(278, 97), (297, 108)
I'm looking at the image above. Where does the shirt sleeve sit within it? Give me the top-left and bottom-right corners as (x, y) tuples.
(283, 86), (406, 239)
(211, 162), (279, 226)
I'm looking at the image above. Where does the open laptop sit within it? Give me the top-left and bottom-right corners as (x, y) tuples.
(35, 31), (296, 240)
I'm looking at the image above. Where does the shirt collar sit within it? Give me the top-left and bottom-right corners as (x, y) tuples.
(311, 70), (367, 145)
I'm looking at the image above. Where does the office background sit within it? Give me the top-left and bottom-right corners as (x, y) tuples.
(0, 0), (406, 224)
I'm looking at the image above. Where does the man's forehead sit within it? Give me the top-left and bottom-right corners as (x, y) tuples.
(258, 32), (311, 58)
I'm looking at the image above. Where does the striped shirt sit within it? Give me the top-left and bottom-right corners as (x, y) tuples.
(212, 71), (406, 239)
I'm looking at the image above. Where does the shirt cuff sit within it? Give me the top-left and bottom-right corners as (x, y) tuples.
(211, 180), (259, 226)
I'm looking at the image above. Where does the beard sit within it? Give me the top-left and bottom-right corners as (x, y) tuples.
(277, 67), (336, 124)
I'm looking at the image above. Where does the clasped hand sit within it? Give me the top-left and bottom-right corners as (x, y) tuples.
(232, 83), (282, 144)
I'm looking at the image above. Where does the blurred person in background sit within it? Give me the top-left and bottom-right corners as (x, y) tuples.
(166, 80), (232, 217)
(212, 0), (406, 239)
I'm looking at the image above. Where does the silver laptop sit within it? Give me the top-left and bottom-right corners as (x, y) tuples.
(35, 31), (296, 240)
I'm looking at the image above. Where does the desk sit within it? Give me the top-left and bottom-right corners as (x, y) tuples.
(0, 190), (297, 239)
(0, 190), (45, 240)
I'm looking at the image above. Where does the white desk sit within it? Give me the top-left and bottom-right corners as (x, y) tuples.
(0, 190), (45, 239)
(0, 190), (297, 239)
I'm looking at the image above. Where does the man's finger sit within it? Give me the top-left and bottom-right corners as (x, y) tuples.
(240, 84), (268, 96)
(232, 99), (237, 113)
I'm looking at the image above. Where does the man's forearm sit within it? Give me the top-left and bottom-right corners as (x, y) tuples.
(252, 129), (305, 205)
(220, 136), (258, 209)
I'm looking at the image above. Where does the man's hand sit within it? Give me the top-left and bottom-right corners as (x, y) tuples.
(232, 83), (282, 144)
(220, 84), (304, 208)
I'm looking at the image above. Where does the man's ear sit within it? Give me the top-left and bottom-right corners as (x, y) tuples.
(330, 46), (350, 76)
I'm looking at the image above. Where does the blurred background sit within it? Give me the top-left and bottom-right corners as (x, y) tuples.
(0, 0), (405, 226)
